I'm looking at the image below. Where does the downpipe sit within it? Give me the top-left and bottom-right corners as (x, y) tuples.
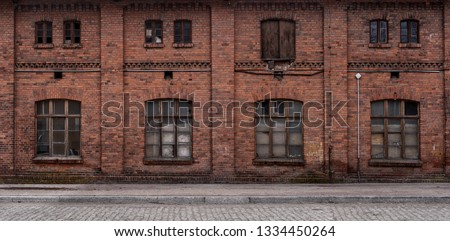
(356, 73), (362, 182)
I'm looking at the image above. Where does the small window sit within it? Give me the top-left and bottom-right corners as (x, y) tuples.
(174, 20), (192, 44)
(370, 20), (388, 44)
(36, 21), (52, 44)
(36, 100), (81, 157)
(64, 20), (81, 44)
(401, 20), (419, 43)
(145, 20), (163, 44)
(261, 19), (295, 61)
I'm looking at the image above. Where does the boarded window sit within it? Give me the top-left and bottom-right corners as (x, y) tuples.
(371, 100), (419, 160)
(401, 20), (419, 43)
(36, 100), (81, 157)
(370, 20), (388, 44)
(36, 21), (52, 44)
(146, 99), (192, 159)
(64, 20), (81, 44)
(145, 20), (163, 44)
(255, 100), (302, 159)
(174, 20), (192, 44)
(261, 20), (295, 60)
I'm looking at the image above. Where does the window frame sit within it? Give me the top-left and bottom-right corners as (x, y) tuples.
(254, 99), (303, 161)
(64, 20), (81, 45)
(145, 20), (163, 44)
(173, 20), (192, 44)
(35, 21), (53, 44)
(35, 99), (81, 158)
(400, 19), (419, 43)
(370, 100), (420, 161)
(369, 19), (388, 44)
(260, 19), (296, 61)
(145, 99), (193, 162)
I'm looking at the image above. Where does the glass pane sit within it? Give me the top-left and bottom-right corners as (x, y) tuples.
(405, 101), (418, 116)
(36, 145), (50, 155)
(410, 21), (418, 43)
(162, 100), (174, 115)
(68, 131), (80, 156)
(179, 101), (191, 116)
(37, 131), (49, 144)
(162, 145), (174, 157)
(405, 134), (418, 146)
(53, 130), (65, 143)
(183, 22), (191, 43)
(288, 133), (302, 145)
(177, 118), (192, 132)
(162, 132), (175, 144)
(401, 21), (408, 43)
(147, 118), (161, 131)
(37, 118), (49, 130)
(380, 21), (387, 43)
(177, 133), (191, 143)
(68, 101), (81, 115)
(53, 118), (66, 130)
(273, 100), (285, 116)
(388, 133), (402, 146)
(388, 100), (400, 116)
(146, 132), (160, 145)
(68, 118), (81, 131)
(289, 146), (302, 158)
(288, 120), (302, 131)
(273, 132), (286, 145)
(256, 144), (269, 158)
(37, 101), (49, 115)
(162, 118), (175, 131)
(174, 21), (181, 43)
(288, 101), (302, 116)
(371, 118), (384, 132)
(388, 119), (401, 132)
(53, 100), (65, 115)
(255, 118), (270, 132)
(256, 132), (269, 145)
(273, 119), (285, 132)
(371, 145), (384, 159)
(405, 146), (419, 159)
(371, 134), (384, 145)
(371, 101), (384, 116)
(53, 144), (65, 155)
(273, 145), (286, 157)
(146, 145), (160, 157)
(405, 119), (418, 133)
(178, 145), (191, 157)
(370, 21), (378, 43)
(256, 101), (270, 116)
(147, 101), (159, 116)
(388, 146), (401, 159)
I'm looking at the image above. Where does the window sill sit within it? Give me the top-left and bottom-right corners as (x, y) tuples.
(398, 43), (421, 48)
(33, 156), (83, 164)
(253, 158), (305, 166)
(34, 43), (54, 49)
(172, 43), (194, 48)
(369, 159), (422, 167)
(144, 158), (194, 165)
(63, 43), (82, 49)
(368, 43), (392, 48)
(144, 43), (165, 48)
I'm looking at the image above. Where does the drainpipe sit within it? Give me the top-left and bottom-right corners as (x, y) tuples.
(355, 73), (362, 182)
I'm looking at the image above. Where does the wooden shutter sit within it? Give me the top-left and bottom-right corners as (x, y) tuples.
(279, 20), (295, 60)
(261, 20), (280, 59)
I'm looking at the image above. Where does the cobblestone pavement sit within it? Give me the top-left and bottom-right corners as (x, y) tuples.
(0, 202), (448, 221)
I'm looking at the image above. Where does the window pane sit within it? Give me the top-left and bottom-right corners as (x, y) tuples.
(162, 118), (175, 131)
(289, 146), (302, 158)
(37, 131), (49, 144)
(273, 119), (285, 132)
(177, 118), (191, 132)
(162, 145), (174, 157)
(405, 101), (418, 116)
(288, 120), (302, 131)
(370, 21), (378, 43)
(401, 21), (408, 43)
(288, 101), (302, 116)
(273, 145), (286, 157)
(273, 132), (286, 145)
(380, 21), (387, 43)
(371, 145), (384, 159)
(53, 118), (66, 131)
(255, 118), (270, 132)
(405, 134), (418, 146)
(68, 118), (81, 131)
(256, 101), (270, 116)
(387, 100), (400, 116)
(146, 132), (160, 145)
(410, 21), (418, 43)
(146, 145), (160, 157)
(54, 100), (65, 115)
(256, 132), (270, 145)
(388, 133), (402, 148)
(174, 21), (181, 43)
(37, 118), (49, 130)
(371, 133), (384, 145)
(405, 119), (418, 133)
(147, 101), (159, 117)
(37, 101), (49, 115)
(68, 131), (80, 156)
(162, 132), (175, 144)
(183, 21), (191, 43)
(179, 101), (191, 116)
(178, 144), (191, 157)
(256, 144), (269, 158)
(288, 133), (302, 145)
(273, 100), (285, 116)
(371, 101), (384, 116)
(405, 146), (419, 159)
(37, 145), (50, 155)
(68, 101), (81, 115)
(371, 118), (384, 132)
(177, 133), (191, 143)
(53, 130), (65, 143)
(162, 100), (174, 115)
(53, 144), (66, 155)
(46, 23), (52, 43)
(387, 119), (401, 132)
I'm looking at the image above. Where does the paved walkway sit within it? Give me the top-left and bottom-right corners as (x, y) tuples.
(0, 183), (449, 204)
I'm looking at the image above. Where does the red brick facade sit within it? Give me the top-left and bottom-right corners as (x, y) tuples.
(1, 0), (449, 183)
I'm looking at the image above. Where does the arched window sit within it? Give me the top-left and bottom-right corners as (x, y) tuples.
(400, 19), (419, 43)
(35, 21), (52, 44)
(145, 99), (192, 159)
(255, 99), (302, 159)
(36, 100), (81, 157)
(370, 20), (388, 43)
(261, 19), (296, 61)
(371, 100), (419, 160)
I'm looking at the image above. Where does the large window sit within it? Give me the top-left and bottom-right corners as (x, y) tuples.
(36, 100), (81, 157)
(370, 20), (388, 44)
(371, 100), (419, 160)
(255, 100), (303, 159)
(174, 20), (192, 44)
(145, 20), (163, 44)
(400, 20), (419, 43)
(261, 19), (295, 61)
(64, 20), (81, 44)
(145, 99), (192, 159)
(35, 21), (52, 44)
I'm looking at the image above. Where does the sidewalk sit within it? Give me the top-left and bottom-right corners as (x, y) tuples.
(0, 183), (449, 204)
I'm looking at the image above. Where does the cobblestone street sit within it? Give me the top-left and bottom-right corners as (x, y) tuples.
(0, 202), (448, 221)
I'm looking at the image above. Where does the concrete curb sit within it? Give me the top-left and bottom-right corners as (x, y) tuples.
(1, 195), (449, 204)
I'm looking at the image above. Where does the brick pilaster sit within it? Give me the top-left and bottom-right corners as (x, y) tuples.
(444, 0), (450, 178)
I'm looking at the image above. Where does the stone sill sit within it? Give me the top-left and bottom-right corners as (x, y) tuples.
(253, 158), (305, 166)
(399, 43), (422, 48)
(144, 43), (165, 48)
(34, 43), (54, 49)
(172, 43), (194, 48)
(63, 43), (82, 49)
(144, 158), (194, 165)
(33, 156), (83, 164)
(369, 159), (422, 167)
(368, 43), (392, 48)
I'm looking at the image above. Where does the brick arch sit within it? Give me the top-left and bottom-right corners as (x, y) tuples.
(251, 88), (305, 103)
(141, 89), (195, 103)
(369, 87), (420, 102)
(32, 88), (83, 102)
(259, 12), (296, 21)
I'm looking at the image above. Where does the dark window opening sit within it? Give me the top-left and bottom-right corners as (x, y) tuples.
(145, 20), (163, 44)
(370, 20), (388, 44)
(164, 71), (173, 80)
(64, 20), (81, 44)
(36, 21), (52, 44)
(54, 71), (63, 79)
(391, 72), (400, 79)
(401, 20), (419, 43)
(174, 20), (192, 44)
(261, 19), (295, 61)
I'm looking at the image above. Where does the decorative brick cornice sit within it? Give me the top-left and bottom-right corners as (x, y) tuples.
(15, 62), (101, 70)
(235, 2), (323, 11)
(125, 2), (210, 11)
(347, 1), (443, 11)
(348, 62), (444, 70)
(235, 61), (324, 70)
(124, 62), (211, 70)
(15, 3), (100, 12)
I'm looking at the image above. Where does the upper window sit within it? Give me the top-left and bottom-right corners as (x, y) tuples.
(371, 100), (419, 160)
(36, 100), (81, 157)
(35, 21), (52, 44)
(370, 20), (388, 43)
(64, 20), (81, 44)
(145, 20), (163, 44)
(261, 19), (295, 61)
(145, 99), (192, 160)
(174, 20), (192, 44)
(255, 100), (303, 159)
(401, 20), (419, 43)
